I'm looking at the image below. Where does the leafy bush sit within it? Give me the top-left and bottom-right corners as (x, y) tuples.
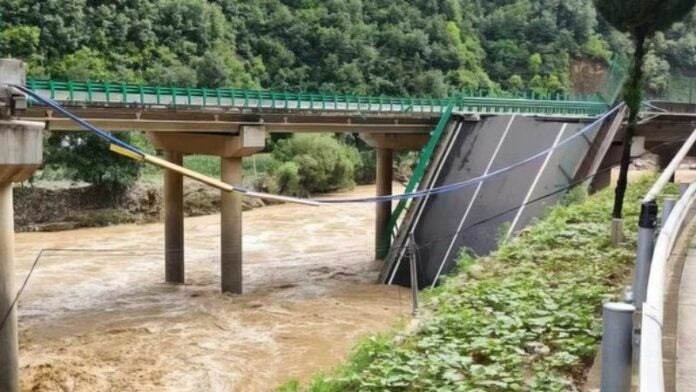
(270, 134), (362, 196)
(43, 131), (141, 189)
(354, 150), (376, 185)
(281, 176), (665, 391)
(265, 162), (302, 196)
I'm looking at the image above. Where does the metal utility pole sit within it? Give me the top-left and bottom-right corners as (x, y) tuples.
(408, 234), (418, 316)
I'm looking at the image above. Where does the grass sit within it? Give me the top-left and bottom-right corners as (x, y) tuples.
(279, 175), (669, 391)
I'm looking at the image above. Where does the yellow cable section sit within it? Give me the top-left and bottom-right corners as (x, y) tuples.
(109, 144), (321, 206)
(110, 143), (235, 192)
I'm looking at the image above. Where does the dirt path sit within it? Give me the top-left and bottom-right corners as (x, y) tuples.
(14, 184), (409, 391)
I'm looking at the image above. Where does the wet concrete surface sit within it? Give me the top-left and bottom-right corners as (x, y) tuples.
(14, 184), (409, 391)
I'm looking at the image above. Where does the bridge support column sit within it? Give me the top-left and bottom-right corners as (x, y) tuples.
(376, 148), (393, 259)
(221, 156), (243, 294)
(164, 151), (185, 284)
(0, 182), (17, 392)
(360, 133), (429, 261)
(147, 126), (266, 294)
(0, 58), (43, 392)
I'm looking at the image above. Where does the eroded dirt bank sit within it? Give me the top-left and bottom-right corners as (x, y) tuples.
(15, 184), (409, 391)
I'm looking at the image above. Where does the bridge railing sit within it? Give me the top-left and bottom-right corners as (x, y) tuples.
(600, 129), (696, 391)
(597, 56), (630, 104)
(25, 79), (608, 117)
(380, 103), (455, 256)
(644, 75), (696, 105)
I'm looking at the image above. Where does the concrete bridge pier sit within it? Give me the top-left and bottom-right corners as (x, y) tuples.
(361, 133), (429, 259)
(148, 126), (265, 294)
(375, 148), (393, 259)
(0, 58), (43, 392)
(221, 156), (243, 293)
(163, 151), (184, 284)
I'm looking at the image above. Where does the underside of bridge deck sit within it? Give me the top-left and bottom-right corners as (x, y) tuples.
(24, 106), (439, 134)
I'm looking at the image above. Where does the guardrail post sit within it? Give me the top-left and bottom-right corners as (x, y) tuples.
(633, 201), (658, 309)
(662, 197), (677, 226)
(601, 302), (635, 392)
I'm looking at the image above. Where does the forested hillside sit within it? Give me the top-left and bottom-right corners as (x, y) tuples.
(1, 0), (694, 97)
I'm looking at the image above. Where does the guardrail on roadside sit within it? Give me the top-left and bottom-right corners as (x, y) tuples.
(600, 128), (696, 391)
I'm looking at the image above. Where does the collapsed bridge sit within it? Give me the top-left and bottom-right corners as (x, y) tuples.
(5, 62), (696, 295)
(6, 57), (696, 392)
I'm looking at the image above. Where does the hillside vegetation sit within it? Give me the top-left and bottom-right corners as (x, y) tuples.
(1, 0), (694, 97)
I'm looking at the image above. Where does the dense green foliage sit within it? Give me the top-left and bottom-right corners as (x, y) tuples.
(266, 134), (362, 196)
(1, 0), (695, 96)
(280, 177), (663, 391)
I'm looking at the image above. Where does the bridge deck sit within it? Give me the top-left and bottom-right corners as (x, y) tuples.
(26, 79), (607, 116)
(21, 79), (608, 134)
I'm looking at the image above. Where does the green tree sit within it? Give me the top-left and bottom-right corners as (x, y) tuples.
(593, 0), (696, 220)
(271, 134), (361, 195)
(528, 53), (543, 74)
(44, 132), (141, 189)
(507, 74), (525, 93)
(50, 47), (113, 81)
(0, 25), (40, 59)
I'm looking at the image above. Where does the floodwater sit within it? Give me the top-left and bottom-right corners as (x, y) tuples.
(14, 184), (410, 391)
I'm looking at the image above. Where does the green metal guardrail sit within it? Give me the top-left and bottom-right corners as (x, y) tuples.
(26, 79), (608, 117)
(378, 103), (455, 258)
(653, 75), (696, 104)
(597, 56), (630, 104)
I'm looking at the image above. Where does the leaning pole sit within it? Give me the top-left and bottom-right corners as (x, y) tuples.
(0, 58), (43, 392)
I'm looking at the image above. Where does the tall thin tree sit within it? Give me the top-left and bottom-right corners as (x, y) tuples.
(593, 0), (696, 219)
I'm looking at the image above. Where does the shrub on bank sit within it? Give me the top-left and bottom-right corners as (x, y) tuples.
(280, 176), (663, 391)
(41, 131), (374, 196)
(268, 134), (362, 196)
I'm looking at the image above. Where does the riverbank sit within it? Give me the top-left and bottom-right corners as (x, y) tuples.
(13, 179), (267, 232)
(16, 184), (409, 391)
(283, 176), (667, 391)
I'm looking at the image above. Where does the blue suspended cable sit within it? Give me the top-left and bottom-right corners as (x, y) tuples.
(12, 84), (144, 156)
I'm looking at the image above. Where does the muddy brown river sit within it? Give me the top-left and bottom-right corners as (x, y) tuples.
(14, 184), (409, 391)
